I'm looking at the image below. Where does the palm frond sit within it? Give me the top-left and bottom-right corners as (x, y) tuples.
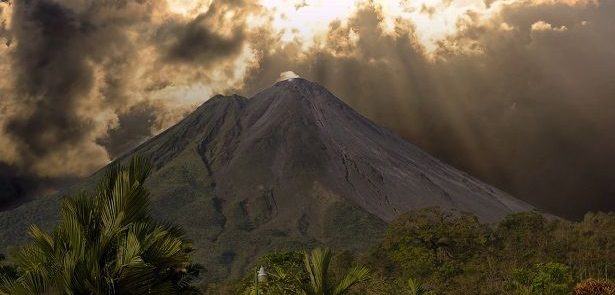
(26, 225), (54, 256)
(407, 277), (420, 295)
(127, 155), (152, 185)
(115, 231), (142, 272)
(303, 248), (333, 295)
(332, 266), (369, 295)
(300, 248), (369, 295)
(12, 244), (49, 274)
(116, 258), (156, 294)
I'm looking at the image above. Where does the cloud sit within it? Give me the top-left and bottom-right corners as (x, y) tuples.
(160, 0), (248, 64)
(0, 0), (614, 217)
(0, 2), (10, 43)
(0, 0), (256, 178)
(531, 20), (568, 31)
(3, 0), (115, 176)
(278, 71), (300, 81)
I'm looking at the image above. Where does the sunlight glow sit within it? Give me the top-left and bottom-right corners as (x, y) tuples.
(254, 0), (502, 53)
(165, 0), (592, 53)
(259, 0), (359, 47)
(166, 0), (213, 17)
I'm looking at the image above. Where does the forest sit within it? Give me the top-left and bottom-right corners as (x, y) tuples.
(205, 208), (615, 294)
(0, 158), (613, 294)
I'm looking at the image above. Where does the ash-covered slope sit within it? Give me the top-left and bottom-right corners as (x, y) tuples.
(0, 78), (532, 280)
(213, 78), (530, 221)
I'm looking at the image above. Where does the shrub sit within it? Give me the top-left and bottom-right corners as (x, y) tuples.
(574, 278), (615, 295)
(508, 262), (573, 295)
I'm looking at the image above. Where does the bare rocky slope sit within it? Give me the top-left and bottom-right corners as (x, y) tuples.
(0, 78), (533, 280)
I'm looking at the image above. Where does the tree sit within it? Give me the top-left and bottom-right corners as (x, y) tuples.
(0, 157), (200, 294)
(301, 248), (368, 295)
(381, 208), (490, 293)
(508, 262), (573, 295)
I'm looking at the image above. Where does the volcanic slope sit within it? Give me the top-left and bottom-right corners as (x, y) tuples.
(0, 78), (533, 279)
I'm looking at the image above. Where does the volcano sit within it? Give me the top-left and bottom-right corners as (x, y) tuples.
(0, 78), (533, 279)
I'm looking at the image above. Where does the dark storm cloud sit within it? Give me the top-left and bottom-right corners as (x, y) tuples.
(0, 161), (77, 206)
(166, 19), (244, 64)
(2, 0), (145, 176)
(0, 2), (9, 45)
(162, 1), (246, 64)
(7, 0), (98, 158)
(97, 103), (157, 159)
(0, 0), (251, 178)
(0, 163), (36, 205)
(242, 2), (615, 218)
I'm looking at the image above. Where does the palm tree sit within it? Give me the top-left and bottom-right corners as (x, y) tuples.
(0, 157), (200, 294)
(406, 277), (435, 295)
(301, 248), (369, 295)
(407, 277), (420, 295)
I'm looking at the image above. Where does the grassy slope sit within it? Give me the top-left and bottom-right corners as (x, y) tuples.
(0, 146), (386, 282)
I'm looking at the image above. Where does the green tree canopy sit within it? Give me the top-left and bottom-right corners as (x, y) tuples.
(508, 262), (573, 295)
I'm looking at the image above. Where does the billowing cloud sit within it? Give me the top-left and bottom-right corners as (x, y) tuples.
(0, 0), (255, 177)
(531, 20), (568, 31)
(278, 71), (300, 81)
(159, 0), (248, 64)
(0, 0), (613, 217)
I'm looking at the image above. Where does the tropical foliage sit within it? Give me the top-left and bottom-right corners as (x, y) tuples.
(1, 157), (614, 294)
(360, 208), (615, 294)
(301, 248), (369, 295)
(0, 157), (200, 294)
(217, 208), (614, 295)
(507, 262), (573, 295)
(242, 251), (306, 295)
(239, 248), (368, 295)
(405, 277), (435, 295)
(0, 255), (16, 283)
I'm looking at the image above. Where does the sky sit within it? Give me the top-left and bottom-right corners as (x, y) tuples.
(0, 0), (613, 218)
